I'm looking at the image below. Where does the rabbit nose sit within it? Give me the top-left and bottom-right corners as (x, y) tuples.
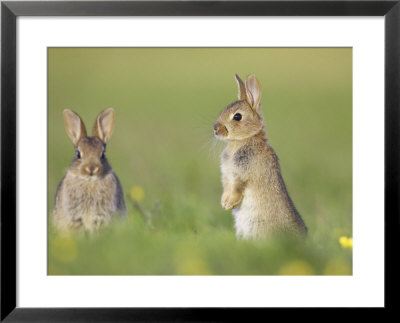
(214, 122), (227, 136)
(85, 165), (99, 176)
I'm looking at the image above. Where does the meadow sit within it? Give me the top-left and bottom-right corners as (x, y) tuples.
(48, 48), (352, 275)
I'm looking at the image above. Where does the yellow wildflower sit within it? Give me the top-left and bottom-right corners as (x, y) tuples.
(177, 257), (212, 275)
(51, 236), (78, 263)
(130, 186), (145, 202)
(323, 258), (352, 275)
(339, 236), (353, 249)
(279, 260), (314, 275)
(175, 243), (212, 275)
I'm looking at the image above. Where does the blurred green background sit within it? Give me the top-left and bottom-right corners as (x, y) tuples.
(48, 48), (352, 275)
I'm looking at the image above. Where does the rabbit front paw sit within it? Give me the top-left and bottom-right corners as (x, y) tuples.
(221, 193), (242, 210)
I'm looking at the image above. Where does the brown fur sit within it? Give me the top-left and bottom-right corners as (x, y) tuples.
(214, 74), (307, 239)
(52, 108), (126, 233)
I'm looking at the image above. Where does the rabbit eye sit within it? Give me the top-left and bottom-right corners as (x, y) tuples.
(75, 150), (81, 159)
(233, 113), (242, 121)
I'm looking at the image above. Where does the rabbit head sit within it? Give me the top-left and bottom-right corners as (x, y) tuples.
(214, 74), (264, 141)
(63, 108), (115, 179)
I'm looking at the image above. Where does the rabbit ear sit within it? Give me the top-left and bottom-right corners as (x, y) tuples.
(63, 109), (87, 146)
(245, 74), (262, 113)
(235, 74), (246, 101)
(93, 108), (115, 144)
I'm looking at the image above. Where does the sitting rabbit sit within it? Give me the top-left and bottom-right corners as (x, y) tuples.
(52, 108), (126, 233)
(213, 74), (307, 239)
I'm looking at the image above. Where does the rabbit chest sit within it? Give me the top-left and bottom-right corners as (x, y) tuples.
(221, 144), (255, 181)
(61, 174), (118, 229)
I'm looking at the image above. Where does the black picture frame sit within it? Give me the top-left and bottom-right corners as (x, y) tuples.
(1, 0), (399, 321)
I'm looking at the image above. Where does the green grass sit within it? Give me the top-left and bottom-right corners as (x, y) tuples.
(48, 48), (352, 275)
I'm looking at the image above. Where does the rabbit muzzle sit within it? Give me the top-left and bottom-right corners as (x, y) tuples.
(82, 162), (102, 177)
(214, 122), (228, 139)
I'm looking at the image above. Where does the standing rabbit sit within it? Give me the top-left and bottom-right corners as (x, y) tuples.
(52, 108), (126, 233)
(213, 74), (307, 239)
